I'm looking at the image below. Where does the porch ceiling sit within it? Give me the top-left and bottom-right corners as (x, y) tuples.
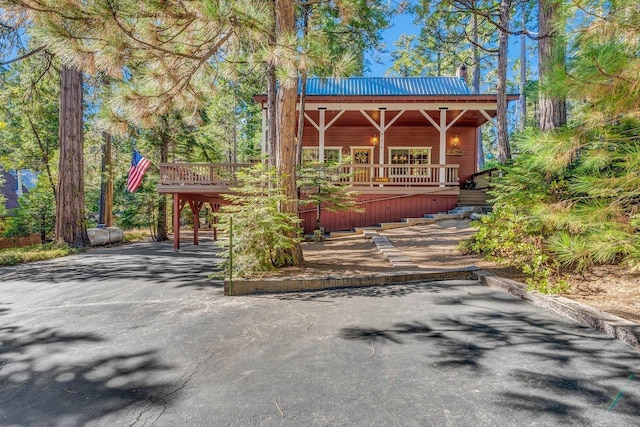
(304, 109), (496, 128)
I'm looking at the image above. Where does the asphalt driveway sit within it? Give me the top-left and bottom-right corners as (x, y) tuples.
(1, 240), (639, 426)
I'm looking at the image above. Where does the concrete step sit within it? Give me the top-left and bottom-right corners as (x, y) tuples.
(376, 222), (411, 230)
(353, 226), (380, 237)
(424, 212), (464, 221)
(400, 217), (436, 226)
(329, 230), (360, 238)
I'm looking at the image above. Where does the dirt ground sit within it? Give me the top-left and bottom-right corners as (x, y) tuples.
(270, 219), (640, 325)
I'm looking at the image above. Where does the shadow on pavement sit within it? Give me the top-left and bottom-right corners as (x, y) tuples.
(0, 321), (179, 426)
(268, 280), (474, 301)
(0, 241), (224, 289)
(338, 288), (640, 423)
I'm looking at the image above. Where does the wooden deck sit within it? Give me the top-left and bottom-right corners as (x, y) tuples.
(158, 162), (462, 246)
(158, 163), (460, 195)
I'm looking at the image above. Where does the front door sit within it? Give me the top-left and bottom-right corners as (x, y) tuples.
(351, 147), (373, 183)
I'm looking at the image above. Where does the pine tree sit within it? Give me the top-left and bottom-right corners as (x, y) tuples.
(55, 65), (90, 247)
(538, 0), (567, 131)
(467, 0), (640, 287)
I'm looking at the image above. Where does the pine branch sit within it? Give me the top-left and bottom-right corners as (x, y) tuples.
(0, 45), (44, 66)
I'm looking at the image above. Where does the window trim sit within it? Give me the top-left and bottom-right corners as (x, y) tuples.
(302, 147), (342, 163)
(388, 147), (432, 178)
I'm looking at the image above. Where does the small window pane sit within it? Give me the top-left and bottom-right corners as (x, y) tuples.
(325, 149), (340, 163)
(302, 148), (319, 163)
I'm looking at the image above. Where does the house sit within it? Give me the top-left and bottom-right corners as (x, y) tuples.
(1, 168), (28, 211)
(158, 71), (516, 248)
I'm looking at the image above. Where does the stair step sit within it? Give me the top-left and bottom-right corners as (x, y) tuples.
(377, 222), (410, 230)
(400, 217), (436, 226)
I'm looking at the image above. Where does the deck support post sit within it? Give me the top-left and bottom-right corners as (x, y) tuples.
(173, 193), (181, 250)
(210, 203), (220, 241)
(188, 201), (204, 246)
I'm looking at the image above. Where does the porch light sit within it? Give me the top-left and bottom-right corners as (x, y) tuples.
(451, 134), (460, 147)
(370, 135), (379, 146)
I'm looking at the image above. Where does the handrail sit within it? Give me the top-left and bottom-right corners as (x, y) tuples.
(159, 162), (459, 188)
(461, 167), (499, 190)
(339, 163), (459, 187)
(159, 163), (252, 186)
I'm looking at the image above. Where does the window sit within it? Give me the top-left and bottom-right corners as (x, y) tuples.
(302, 147), (341, 164)
(389, 148), (432, 177)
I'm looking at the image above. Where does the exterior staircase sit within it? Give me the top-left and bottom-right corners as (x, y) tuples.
(330, 204), (489, 237)
(457, 189), (491, 207)
(329, 169), (498, 237)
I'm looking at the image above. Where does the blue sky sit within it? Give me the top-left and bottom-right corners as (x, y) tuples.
(366, 10), (417, 76)
(364, 7), (538, 85)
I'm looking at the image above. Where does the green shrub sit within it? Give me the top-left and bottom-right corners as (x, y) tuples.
(218, 164), (302, 277)
(461, 206), (566, 293)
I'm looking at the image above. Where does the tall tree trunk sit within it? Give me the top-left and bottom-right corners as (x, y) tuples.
(275, 0), (303, 265)
(496, 0), (512, 164)
(156, 121), (169, 241)
(538, 0), (566, 131)
(296, 1), (310, 167)
(55, 66), (90, 247)
(519, 3), (527, 131)
(296, 70), (307, 167)
(472, 12), (484, 170)
(98, 132), (113, 227)
(267, 65), (277, 167)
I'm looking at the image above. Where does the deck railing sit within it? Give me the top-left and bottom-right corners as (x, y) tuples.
(341, 164), (459, 187)
(159, 163), (459, 188)
(160, 163), (252, 186)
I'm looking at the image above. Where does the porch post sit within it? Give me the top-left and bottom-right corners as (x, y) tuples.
(189, 201), (202, 246)
(261, 107), (267, 163)
(439, 107), (448, 185)
(379, 108), (386, 177)
(173, 193), (180, 250)
(318, 108), (326, 162)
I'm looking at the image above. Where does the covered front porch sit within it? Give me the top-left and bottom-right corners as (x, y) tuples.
(158, 162), (461, 245)
(158, 162), (459, 192)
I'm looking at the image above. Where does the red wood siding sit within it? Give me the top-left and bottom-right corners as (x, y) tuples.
(444, 127), (477, 184)
(299, 194), (458, 233)
(302, 123), (477, 182)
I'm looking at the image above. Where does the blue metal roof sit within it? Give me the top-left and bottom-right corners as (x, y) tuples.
(302, 77), (471, 96)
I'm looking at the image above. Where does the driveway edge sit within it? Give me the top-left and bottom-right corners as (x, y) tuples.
(225, 268), (477, 296)
(473, 270), (640, 350)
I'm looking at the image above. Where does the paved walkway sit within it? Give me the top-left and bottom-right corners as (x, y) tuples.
(1, 240), (639, 426)
(365, 230), (419, 268)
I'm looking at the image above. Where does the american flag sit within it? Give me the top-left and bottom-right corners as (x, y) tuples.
(127, 149), (151, 193)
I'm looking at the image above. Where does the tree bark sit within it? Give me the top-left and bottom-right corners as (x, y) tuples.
(296, 70), (307, 167)
(55, 66), (90, 247)
(275, 0), (303, 265)
(98, 132), (113, 227)
(296, 1), (309, 167)
(472, 12), (484, 170)
(496, 0), (512, 164)
(156, 120), (170, 241)
(538, 0), (566, 131)
(519, 3), (527, 131)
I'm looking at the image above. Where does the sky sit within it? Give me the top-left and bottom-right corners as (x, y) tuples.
(366, 10), (417, 77)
